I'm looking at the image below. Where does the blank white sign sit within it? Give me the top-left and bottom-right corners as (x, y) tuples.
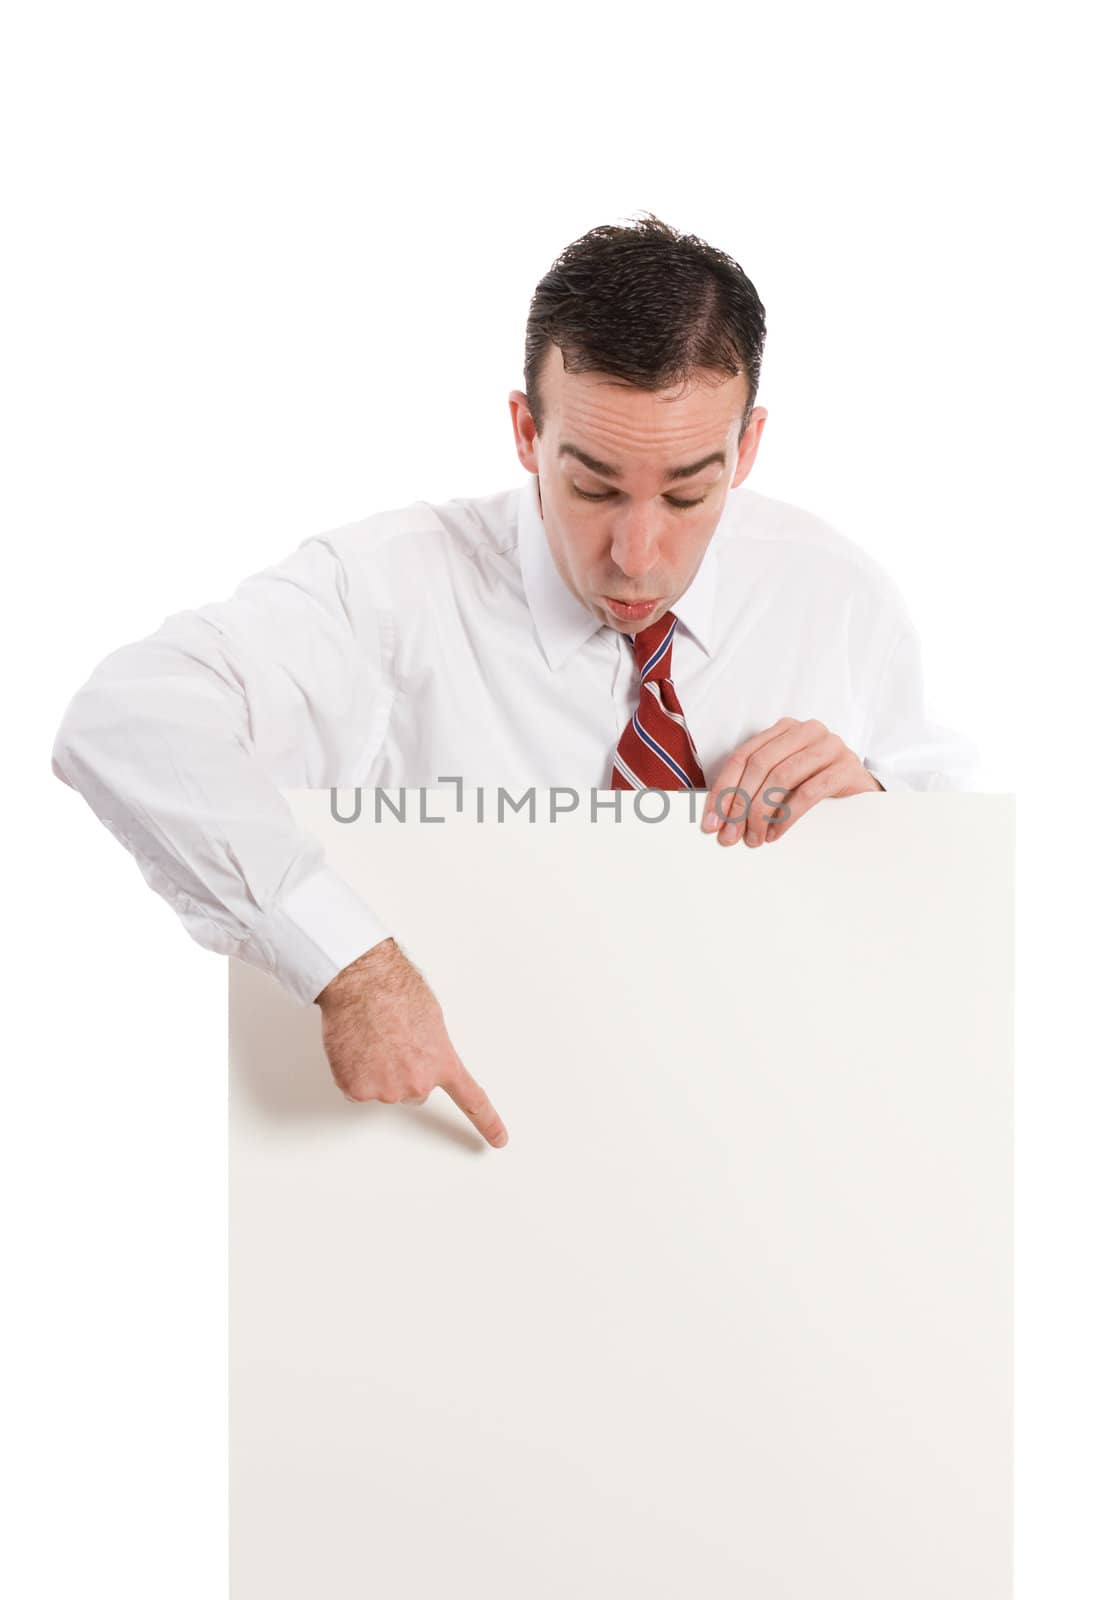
(231, 791), (1012, 1598)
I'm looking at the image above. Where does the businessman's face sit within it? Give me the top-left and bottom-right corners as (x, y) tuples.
(510, 343), (766, 634)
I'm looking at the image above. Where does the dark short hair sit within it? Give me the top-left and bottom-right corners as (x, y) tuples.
(524, 212), (767, 439)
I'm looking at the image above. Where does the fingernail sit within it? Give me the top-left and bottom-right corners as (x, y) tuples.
(702, 811), (719, 832)
(721, 822), (739, 845)
(492, 1130), (508, 1148)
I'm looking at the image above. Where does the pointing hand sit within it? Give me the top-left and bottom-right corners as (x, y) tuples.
(315, 939), (509, 1149)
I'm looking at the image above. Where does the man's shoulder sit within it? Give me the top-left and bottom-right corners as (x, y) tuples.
(724, 485), (906, 607)
(302, 485), (521, 571)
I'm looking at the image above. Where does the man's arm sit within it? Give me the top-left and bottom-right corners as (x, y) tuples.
(51, 532), (391, 1005)
(859, 625), (979, 794)
(51, 528), (510, 1146)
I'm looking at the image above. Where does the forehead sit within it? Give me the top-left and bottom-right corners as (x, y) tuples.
(540, 344), (745, 468)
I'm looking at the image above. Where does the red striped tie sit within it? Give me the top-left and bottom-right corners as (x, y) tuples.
(610, 610), (707, 790)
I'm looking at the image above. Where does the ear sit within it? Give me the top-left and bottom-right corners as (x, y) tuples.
(731, 407), (768, 489)
(508, 390), (541, 474)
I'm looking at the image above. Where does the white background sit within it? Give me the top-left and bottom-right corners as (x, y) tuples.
(4, 2), (1110, 1594)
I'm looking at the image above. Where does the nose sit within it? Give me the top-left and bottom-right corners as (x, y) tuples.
(608, 504), (663, 581)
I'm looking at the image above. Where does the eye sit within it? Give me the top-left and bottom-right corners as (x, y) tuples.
(572, 486), (707, 509)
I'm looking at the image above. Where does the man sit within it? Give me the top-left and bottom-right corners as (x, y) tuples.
(50, 214), (975, 1151)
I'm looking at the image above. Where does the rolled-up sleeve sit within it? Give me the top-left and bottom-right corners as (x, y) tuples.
(50, 532), (393, 1006)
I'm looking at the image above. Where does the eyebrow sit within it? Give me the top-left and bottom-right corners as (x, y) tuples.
(558, 442), (726, 483)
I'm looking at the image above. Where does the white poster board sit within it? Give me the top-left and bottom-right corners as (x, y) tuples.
(231, 791), (1013, 1598)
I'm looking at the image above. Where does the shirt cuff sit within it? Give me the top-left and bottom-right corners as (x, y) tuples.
(863, 764), (914, 793)
(252, 864), (394, 1006)
(863, 764), (972, 794)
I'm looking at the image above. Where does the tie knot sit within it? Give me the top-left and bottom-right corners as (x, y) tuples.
(629, 610), (679, 682)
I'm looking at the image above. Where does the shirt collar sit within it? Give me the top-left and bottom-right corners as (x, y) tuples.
(516, 475), (720, 672)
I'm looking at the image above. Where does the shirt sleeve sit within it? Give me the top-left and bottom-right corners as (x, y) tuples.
(861, 623), (980, 793)
(50, 531), (394, 1006)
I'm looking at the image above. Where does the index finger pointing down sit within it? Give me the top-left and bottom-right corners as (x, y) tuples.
(441, 1059), (509, 1148)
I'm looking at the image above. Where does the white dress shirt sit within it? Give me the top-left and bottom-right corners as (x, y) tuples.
(51, 476), (977, 1006)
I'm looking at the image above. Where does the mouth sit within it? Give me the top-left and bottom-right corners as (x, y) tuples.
(602, 596), (659, 621)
